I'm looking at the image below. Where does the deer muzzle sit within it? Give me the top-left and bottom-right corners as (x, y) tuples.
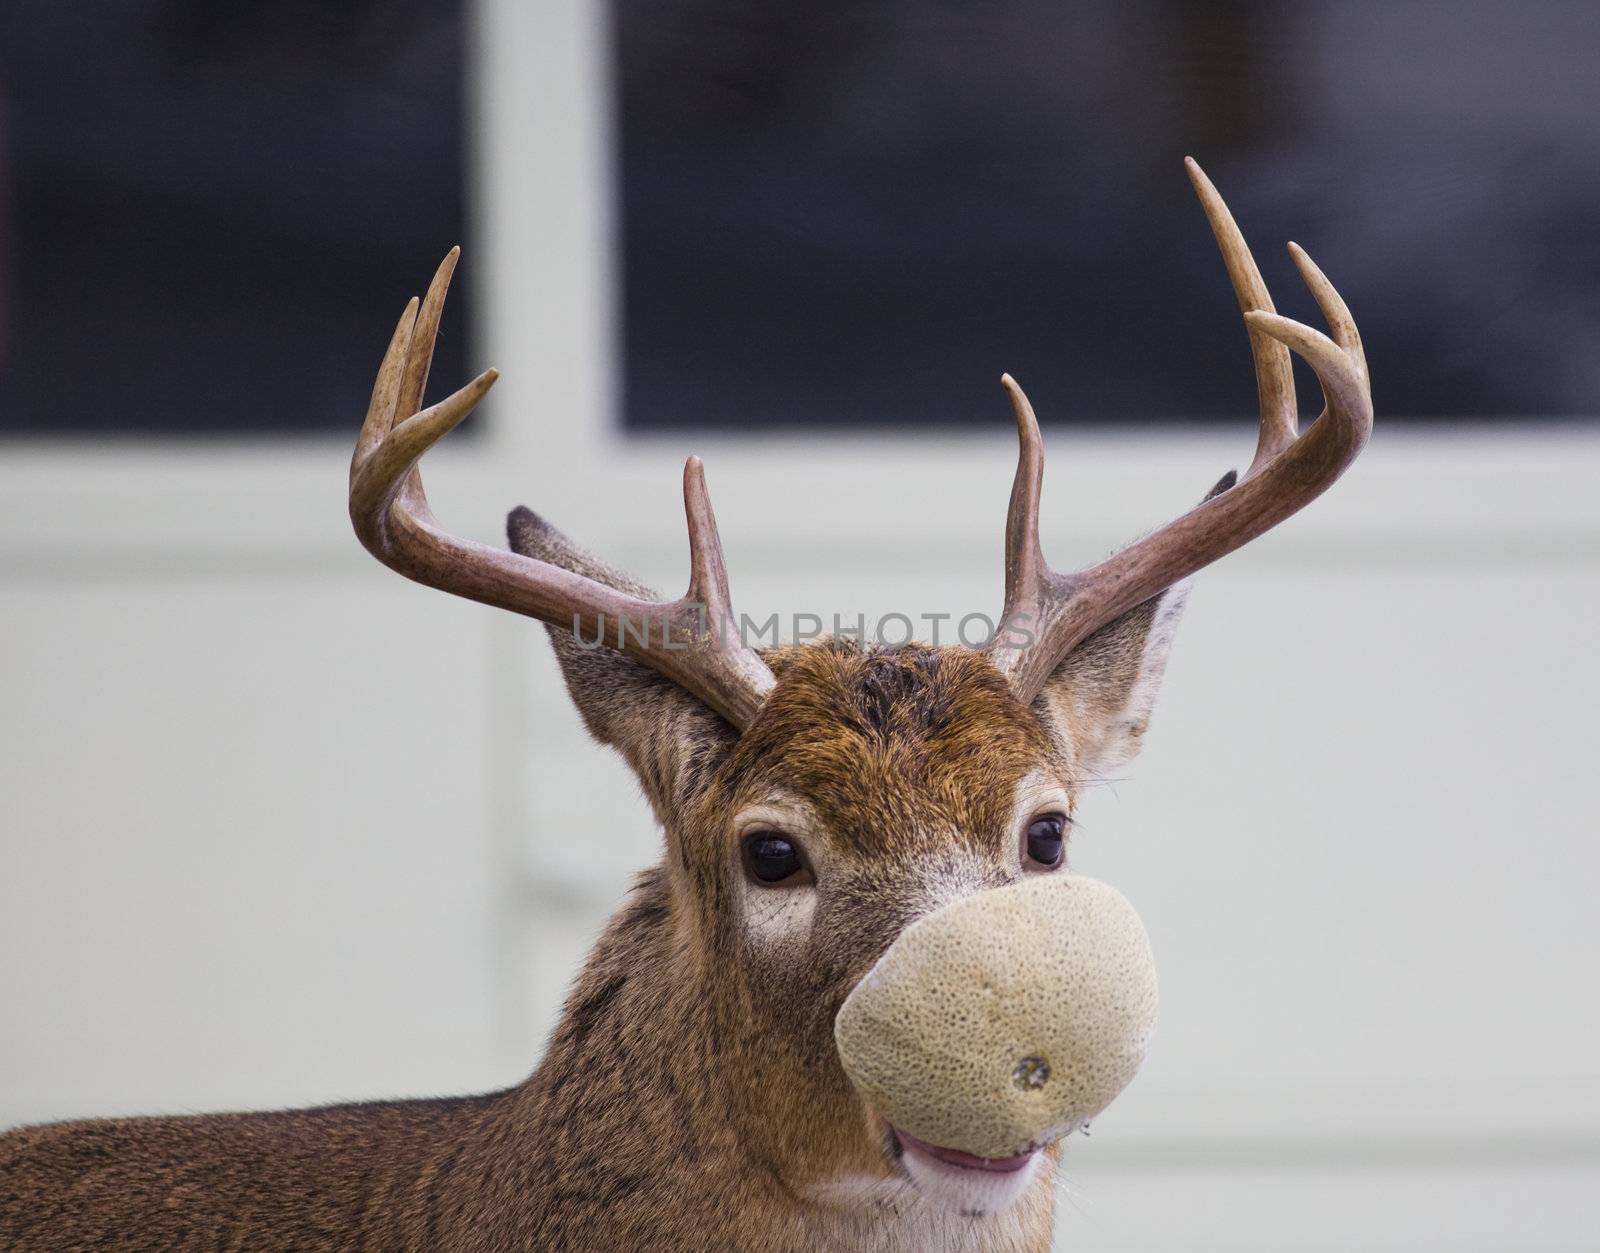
(833, 874), (1157, 1162)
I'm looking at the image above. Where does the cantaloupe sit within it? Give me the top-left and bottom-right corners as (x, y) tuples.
(834, 874), (1158, 1160)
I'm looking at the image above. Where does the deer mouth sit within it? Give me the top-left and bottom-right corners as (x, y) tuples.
(891, 1126), (1036, 1174)
(887, 1125), (1043, 1215)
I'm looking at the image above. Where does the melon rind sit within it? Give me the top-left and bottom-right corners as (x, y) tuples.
(833, 874), (1158, 1159)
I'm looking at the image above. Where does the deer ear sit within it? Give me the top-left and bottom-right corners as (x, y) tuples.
(506, 508), (739, 822)
(1033, 583), (1190, 785)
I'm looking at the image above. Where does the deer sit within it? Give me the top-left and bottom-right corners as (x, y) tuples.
(0, 159), (1371, 1251)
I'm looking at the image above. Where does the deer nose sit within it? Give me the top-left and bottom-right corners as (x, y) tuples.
(833, 874), (1157, 1161)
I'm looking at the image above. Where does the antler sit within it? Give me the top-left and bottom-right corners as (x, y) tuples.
(349, 248), (776, 729)
(984, 158), (1373, 703)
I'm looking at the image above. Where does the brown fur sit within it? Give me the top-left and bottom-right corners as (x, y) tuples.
(0, 510), (1185, 1251)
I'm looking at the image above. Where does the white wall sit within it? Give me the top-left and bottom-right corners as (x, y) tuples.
(2, 3), (1597, 1248)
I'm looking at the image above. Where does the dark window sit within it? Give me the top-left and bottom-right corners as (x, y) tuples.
(616, 1), (1600, 429)
(0, 0), (468, 436)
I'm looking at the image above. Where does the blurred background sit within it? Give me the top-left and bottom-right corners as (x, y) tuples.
(1, 2), (1597, 1249)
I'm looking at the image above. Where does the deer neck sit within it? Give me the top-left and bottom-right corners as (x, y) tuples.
(459, 865), (1055, 1251)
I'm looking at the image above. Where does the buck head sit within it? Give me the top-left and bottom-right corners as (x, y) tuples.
(348, 159), (1370, 1219)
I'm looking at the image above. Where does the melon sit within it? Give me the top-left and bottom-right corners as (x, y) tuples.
(834, 874), (1158, 1159)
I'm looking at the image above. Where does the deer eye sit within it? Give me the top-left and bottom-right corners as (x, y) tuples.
(1024, 813), (1068, 870)
(743, 832), (809, 886)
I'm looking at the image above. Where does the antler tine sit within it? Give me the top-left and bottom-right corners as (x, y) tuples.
(1288, 241), (1368, 383)
(1244, 302), (1369, 432)
(983, 166), (1373, 706)
(682, 456), (736, 632)
(353, 298), (418, 475)
(1185, 156), (1298, 476)
(351, 251), (776, 731)
(350, 369), (497, 536)
(398, 248), (457, 421)
(996, 375), (1060, 624)
(671, 452), (778, 716)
